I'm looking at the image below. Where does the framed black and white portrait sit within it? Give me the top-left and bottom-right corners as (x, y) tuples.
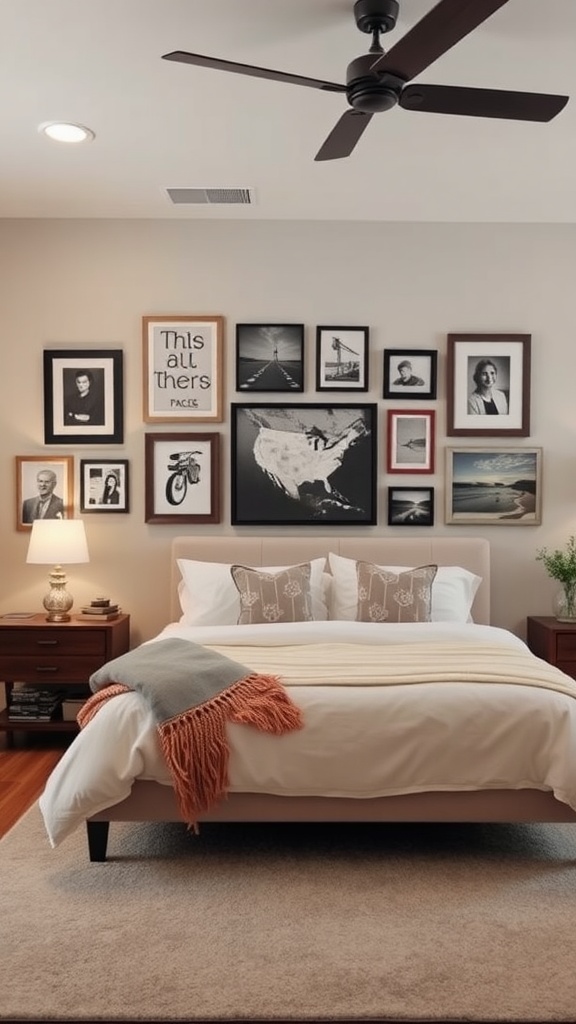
(315, 326), (369, 392)
(446, 334), (531, 436)
(236, 323), (304, 392)
(387, 487), (434, 527)
(80, 460), (130, 513)
(231, 403), (377, 526)
(16, 455), (74, 532)
(43, 349), (124, 444)
(383, 349), (437, 400)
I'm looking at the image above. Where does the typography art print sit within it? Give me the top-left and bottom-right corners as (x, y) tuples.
(142, 316), (224, 423)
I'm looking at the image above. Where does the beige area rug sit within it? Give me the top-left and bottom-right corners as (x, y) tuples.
(2, 806), (576, 1023)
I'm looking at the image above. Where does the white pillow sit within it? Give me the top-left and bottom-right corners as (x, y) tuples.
(178, 557), (328, 626)
(327, 553), (481, 623)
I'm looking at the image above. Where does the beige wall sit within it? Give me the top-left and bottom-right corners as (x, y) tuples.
(0, 218), (574, 644)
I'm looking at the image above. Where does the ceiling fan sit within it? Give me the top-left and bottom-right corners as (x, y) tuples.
(162, 0), (569, 162)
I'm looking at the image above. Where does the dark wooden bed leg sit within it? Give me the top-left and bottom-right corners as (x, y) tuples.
(86, 820), (110, 861)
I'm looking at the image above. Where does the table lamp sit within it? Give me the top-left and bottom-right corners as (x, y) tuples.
(26, 519), (90, 622)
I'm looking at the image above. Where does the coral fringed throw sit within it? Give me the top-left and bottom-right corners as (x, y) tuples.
(78, 638), (303, 824)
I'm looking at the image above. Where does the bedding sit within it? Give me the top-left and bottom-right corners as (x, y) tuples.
(39, 620), (576, 847)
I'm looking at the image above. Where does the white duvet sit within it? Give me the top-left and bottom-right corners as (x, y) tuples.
(39, 622), (576, 846)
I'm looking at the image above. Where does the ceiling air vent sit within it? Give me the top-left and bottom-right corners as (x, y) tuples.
(166, 188), (254, 205)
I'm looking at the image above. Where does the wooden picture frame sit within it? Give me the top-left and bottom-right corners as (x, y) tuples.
(16, 455), (74, 532)
(144, 433), (220, 524)
(43, 349), (124, 444)
(386, 409), (435, 474)
(231, 403), (377, 526)
(383, 349), (437, 400)
(80, 460), (130, 513)
(142, 315), (224, 423)
(445, 447), (542, 525)
(446, 333), (531, 436)
(236, 323), (304, 392)
(315, 326), (369, 392)
(387, 486), (434, 527)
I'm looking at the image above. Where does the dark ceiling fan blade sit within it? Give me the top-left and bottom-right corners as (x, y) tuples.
(162, 51), (346, 93)
(371, 0), (511, 82)
(314, 110), (373, 161)
(400, 84), (569, 122)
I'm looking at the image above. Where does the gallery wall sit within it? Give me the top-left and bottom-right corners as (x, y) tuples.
(0, 217), (574, 643)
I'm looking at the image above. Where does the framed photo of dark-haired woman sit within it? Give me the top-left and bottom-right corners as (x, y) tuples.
(80, 460), (130, 513)
(446, 334), (531, 436)
(43, 349), (124, 444)
(383, 349), (437, 400)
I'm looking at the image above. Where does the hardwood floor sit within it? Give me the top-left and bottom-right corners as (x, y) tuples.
(0, 731), (70, 839)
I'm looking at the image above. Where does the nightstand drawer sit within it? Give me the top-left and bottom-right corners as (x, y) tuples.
(556, 634), (576, 659)
(556, 662), (576, 681)
(0, 628), (106, 656)
(0, 655), (106, 682)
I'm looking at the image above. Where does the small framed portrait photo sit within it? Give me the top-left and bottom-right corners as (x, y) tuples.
(446, 333), (531, 436)
(145, 432), (220, 525)
(383, 349), (437, 400)
(43, 349), (124, 444)
(386, 409), (435, 474)
(387, 486), (434, 527)
(80, 460), (130, 513)
(315, 326), (369, 392)
(236, 323), (304, 393)
(16, 455), (74, 532)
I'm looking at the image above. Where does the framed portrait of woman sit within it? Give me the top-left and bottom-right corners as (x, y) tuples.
(446, 334), (531, 437)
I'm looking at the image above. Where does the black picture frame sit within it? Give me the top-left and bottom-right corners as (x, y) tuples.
(383, 349), (437, 400)
(236, 323), (304, 392)
(80, 460), (130, 513)
(231, 403), (377, 526)
(315, 326), (369, 392)
(43, 349), (124, 444)
(446, 333), (531, 437)
(387, 487), (434, 527)
(144, 432), (221, 525)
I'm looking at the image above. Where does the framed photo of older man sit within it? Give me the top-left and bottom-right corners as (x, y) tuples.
(383, 349), (437, 400)
(16, 456), (74, 532)
(447, 334), (531, 437)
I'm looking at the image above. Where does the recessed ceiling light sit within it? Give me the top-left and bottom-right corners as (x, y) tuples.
(38, 122), (95, 143)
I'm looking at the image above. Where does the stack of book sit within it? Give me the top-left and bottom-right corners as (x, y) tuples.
(80, 599), (120, 621)
(8, 685), (66, 722)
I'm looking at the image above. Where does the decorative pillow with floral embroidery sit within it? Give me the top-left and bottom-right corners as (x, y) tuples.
(355, 562), (437, 623)
(230, 563), (313, 625)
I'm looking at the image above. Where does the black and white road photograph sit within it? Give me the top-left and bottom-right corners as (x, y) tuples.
(236, 324), (304, 392)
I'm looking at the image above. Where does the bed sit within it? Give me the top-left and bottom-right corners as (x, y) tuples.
(38, 535), (576, 861)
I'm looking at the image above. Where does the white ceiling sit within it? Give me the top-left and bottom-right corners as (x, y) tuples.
(1, 0), (575, 222)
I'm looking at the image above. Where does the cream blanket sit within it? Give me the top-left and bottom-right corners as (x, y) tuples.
(206, 640), (576, 698)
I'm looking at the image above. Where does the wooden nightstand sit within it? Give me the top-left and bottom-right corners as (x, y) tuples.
(0, 613), (130, 746)
(526, 615), (576, 681)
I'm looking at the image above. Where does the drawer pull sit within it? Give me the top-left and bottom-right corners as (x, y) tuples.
(35, 666), (58, 673)
(36, 639), (59, 647)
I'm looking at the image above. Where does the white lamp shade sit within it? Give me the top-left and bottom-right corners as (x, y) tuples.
(26, 519), (90, 565)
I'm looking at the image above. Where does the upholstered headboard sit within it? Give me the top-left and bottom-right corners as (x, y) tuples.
(170, 536), (490, 625)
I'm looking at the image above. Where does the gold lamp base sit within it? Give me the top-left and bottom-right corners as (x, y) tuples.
(43, 565), (74, 623)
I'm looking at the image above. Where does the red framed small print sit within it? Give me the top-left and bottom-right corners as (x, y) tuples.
(386, 409), (435, 474)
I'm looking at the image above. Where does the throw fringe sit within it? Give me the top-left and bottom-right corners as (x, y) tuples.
(159, 673), (303, 824)
(77, 673), (303, 827)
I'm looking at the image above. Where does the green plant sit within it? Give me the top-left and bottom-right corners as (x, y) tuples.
(536, 536), (576, 619)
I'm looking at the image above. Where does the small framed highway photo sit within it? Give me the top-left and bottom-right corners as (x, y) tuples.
(316, 326), (369, 392)
(235, 323), (304, 393)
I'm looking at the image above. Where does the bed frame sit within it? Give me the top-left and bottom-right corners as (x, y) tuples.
(86, 535), (576, 860)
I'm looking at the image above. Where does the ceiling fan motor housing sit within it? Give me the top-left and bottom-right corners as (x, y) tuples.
(346, 53), (403, 113)
(354, 0), (399, 34)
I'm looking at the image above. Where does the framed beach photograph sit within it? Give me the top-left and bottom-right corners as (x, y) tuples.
(16, 455), (74, 532)
(231, 403), (377, 526)
(445, 447), (542, 525)
(144, 432), (220, 525)
(315, 326), (369, 392)
(383, 349), (437, 400)
(79, 460), (129, 513)
(446, 333), (531, 436)
(387, 487), (434, 527)
(43, 349), (124, 445)
(142, 315), (224, 423)
(386, 410), (435, 474)
(236, 323), (304, 392)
